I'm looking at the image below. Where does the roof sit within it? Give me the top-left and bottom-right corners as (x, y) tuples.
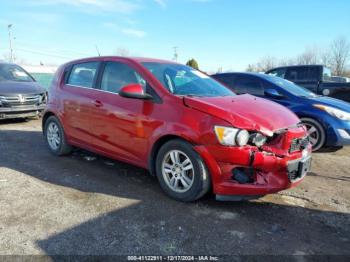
(266, 65), (324, 72)
(63, 56), (178, 66)
(212, 72), (282, 81)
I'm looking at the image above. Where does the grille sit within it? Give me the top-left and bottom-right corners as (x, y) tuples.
(290, 137), (310, 153)
(0, 94), (43, 106)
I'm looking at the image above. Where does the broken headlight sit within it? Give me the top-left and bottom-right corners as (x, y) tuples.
(249, 133), (267, 147)
(214, 126), (249, 146)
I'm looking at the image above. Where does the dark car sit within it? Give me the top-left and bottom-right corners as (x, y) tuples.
(212, 72), (350, 151)
(266, 65), (350, 103)
(0, 63), (47, 120)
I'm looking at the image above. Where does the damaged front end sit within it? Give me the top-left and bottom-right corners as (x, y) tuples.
(195, 125), (312, 201)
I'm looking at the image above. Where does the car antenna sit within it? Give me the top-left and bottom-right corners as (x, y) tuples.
(95, 45), (101, 56)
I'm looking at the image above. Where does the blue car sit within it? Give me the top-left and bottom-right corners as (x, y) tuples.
(212, 72), (350, 151)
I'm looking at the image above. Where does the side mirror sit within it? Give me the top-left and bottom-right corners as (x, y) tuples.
(265, 88), (283, 99)
(119, 84), (153, 100)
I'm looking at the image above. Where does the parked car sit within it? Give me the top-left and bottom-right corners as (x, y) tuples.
(212, 72), (350, 151)
(43, 57), (311, 202)
(331, 76), (350, 83)
(0, 62), (47, 120)
(265, 65), (350, 103)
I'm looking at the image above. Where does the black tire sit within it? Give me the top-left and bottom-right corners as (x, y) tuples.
(300, 117), (326, 151)
(155, 139), (210, 202)
(317, 146), (343, 153)
(44, 116), (72, 156)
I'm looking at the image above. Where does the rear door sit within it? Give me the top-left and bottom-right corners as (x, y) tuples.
(61, 61), (101, 146)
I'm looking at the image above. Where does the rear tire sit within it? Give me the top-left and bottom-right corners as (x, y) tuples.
(44, 116), (72, 156)
(300, 117), (326, 151)
(155, 139), (210, 202)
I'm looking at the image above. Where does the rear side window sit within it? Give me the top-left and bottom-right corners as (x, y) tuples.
(67, 62), (99, 88)
(100, 62), (146, 94)
(308, 67), (320, 81)
(285, 67), (318, 81)
(233, 75), (264, 96)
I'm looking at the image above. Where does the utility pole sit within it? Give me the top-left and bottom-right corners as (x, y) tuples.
(173, 46), (178, 62)
(8, 24), (13, 63)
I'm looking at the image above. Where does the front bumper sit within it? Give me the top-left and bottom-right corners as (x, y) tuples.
(195, 144), (311, 198)
(0, 104), (46, 119)
(323, 119), (350, 147)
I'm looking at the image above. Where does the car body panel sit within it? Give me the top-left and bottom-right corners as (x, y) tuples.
(183, 94), (300, 136)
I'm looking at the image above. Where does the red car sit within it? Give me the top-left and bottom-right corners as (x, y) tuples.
(43, 56), (311, 202)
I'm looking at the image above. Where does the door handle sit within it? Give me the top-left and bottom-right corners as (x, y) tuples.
(93, 100), (103, 107)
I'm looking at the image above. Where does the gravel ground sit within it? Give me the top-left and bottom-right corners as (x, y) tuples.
(0, 119), (349, 257)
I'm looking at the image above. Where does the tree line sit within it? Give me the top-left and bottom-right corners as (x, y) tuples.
(246, 36), (350, 77)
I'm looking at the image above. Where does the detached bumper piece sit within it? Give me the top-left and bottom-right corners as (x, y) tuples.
(287, 156), (312, 182)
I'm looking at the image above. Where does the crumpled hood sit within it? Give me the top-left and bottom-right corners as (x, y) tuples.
(0, 81), (45, 96)
(184, 94), (300, 136)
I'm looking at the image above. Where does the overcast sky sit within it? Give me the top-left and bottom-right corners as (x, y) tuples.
(0, 0), (349, 71)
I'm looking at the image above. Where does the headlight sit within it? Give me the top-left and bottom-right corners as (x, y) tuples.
(214, 126), (249, 146)
(314, 104), (350, 121)
(250, 133), (267, 147)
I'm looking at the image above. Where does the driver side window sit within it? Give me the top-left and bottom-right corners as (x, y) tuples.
(101, 62), (146, 94)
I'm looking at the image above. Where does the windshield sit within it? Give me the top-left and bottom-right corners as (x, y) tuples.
(264, 74), (318, 98)
(142, 62), (235, 97)
(0, 64), (34, 82)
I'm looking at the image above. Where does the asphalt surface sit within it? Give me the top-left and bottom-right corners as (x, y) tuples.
(0, 119), (349, 257)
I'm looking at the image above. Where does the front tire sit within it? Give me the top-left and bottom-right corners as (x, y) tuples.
(155, 139), (210, 202)
(301, 117), (326, 151)
(44, 116), (72, 156)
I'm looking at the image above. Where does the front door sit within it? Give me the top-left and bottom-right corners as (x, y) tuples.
(88, 61), (155, 165)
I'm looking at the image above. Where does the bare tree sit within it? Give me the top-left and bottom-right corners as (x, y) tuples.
(255, 56), (277, 72)
(329, 36), (350, 76)
(279, 57), (296, 66)
(320, 50), (332, 69)
(246, 64), (256, 72)
(296, 47), (319, 65)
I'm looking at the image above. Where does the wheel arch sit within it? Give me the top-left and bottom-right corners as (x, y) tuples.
(42, 111), (57, 133)
(298, 115), (328, 150)
(148, 134), (193, 176)
(296, 113), (329, 132)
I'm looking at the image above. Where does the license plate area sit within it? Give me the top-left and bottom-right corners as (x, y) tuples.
(287, 156), (311, 182)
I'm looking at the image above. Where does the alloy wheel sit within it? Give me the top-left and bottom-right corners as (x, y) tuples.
(304, 123), (319, 147)
(161, 150), (195, 193)
(47, 122), (61, 151)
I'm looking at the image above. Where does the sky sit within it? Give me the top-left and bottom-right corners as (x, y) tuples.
(0, 0), (349, 72)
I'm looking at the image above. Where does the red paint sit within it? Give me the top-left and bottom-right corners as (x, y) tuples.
(120, 83), (145, 95)
(44, 56), (310, 198)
